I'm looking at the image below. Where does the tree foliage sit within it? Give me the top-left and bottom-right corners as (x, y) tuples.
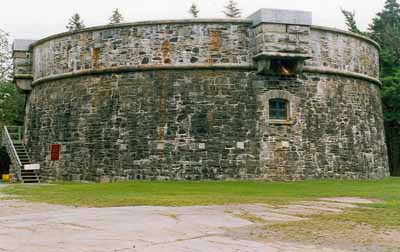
(223, 0), (241, 18)
(369, 0), (400, 125)
(66, 13), (85, 32)
(343, 0), (400, 174)
(0, 29), (12, 82)
(189, 3), (200, 18)
(342, 2), (400, 125)
(382, 70), (400, 123)
(369, 0), (400, 76)
(341, 9), (363, 34)
(0, 83), (25, 127)
(109, 8), (124, 24)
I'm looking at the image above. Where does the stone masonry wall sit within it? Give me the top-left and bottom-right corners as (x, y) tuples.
(307, 28), (380, 78)
(32, 21), (251, 80)
(25, 70), (388, 181)
(31, 23), (379, 81)
(19, 19), (389, 181)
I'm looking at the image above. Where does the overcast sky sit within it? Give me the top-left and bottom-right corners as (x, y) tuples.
(1, 0), (386, 40)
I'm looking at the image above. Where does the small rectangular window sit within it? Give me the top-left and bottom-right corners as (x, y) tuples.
(269, 99), (288, 120)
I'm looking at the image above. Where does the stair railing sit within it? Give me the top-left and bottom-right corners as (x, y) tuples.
(2, 126), (23, 181)
(5, 126), (23, 143)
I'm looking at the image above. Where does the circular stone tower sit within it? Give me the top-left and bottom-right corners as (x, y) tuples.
(13, 9), (389, 182)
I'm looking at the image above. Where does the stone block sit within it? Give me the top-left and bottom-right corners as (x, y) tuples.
(263, 34), (277, 43)
(248, 9), (312, 26)
(100, 176), (111, 183)
(261, 24), (287, 33)
(287, 25), (310, 35)
(13, 39), (36, 52)
(237, 142), (245, 149)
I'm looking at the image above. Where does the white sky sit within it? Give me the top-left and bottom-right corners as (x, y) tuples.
(1, 0), (386, 40)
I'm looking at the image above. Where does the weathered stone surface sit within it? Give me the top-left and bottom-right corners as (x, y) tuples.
(253, 23), (312, 56)
(25, 70), (388, 181)
(14, 10), (389, 182)
(307, 28), (380, 78)
(13, 48), (34, 91)
(32, 22), (251, 80)
(248, 8), (312, 26)
(29, 24), (379, 82)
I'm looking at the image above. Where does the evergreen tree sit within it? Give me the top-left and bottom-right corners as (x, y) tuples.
(341, 9), (362, 34)
(370, 0), (400, 40)
(66, 13), (85, 32)
(223, 0), (241, 18)
(0, 29), (12, 82)
(109, 8), (124, 24)
(189, 3), (200, 18)
(368, 0), (400, 175)
(0, 82), (25, 128)
(369, 0), (400, 75)
(341, 1), (400, 174)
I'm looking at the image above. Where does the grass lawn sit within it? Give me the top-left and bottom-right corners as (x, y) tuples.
(3, 178), (400, 228)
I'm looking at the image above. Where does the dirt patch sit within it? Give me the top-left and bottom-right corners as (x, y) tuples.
(0, 199), (72, 217)
(0, 186), (72, 217)
(240, 220), (400, 252)
(229, 198), (400, 252)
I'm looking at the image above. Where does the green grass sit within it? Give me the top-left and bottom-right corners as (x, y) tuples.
(3, 178), (400, 228)
(2, 178), (399, 207)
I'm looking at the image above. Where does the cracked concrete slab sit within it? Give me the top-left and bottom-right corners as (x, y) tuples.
(0, 195), (384, 252)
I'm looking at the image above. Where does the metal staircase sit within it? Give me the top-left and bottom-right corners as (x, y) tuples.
(1, 126), (40, 183)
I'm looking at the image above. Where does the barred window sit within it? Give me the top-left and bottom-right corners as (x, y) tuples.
(269, 99), (289, 120)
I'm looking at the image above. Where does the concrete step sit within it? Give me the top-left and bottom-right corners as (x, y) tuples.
(22, 180), (40, 184)
(21, 178), (40, 181)
(21, 173), (39, 176)
(21, 172), (40, 175)
(21, 172), (38, 175)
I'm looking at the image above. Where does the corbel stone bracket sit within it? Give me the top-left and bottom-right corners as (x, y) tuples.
(14, 74), (33, 92)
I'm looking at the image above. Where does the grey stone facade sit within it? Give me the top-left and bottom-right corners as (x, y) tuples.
(13, 9), (389, 182)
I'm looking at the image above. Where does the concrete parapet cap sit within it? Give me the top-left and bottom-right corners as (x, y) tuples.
(12, 39), (37, 52)
(31, 64), (253, 86)
(303, 66), (382, 86)
(29, 19), (252, 48)
(29, 64), (382, 87)
(248, 8), (312, 26)
(14, 74), (33, 80)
